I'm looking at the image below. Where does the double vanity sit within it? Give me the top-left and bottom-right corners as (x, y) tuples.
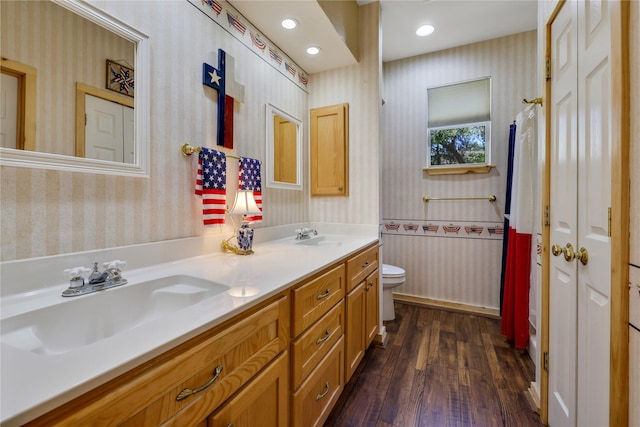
(0, 224), (380, 426)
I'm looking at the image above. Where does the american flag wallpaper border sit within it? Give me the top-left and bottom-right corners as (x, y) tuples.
(188, 0), (309, 92)
(382, 219), (505, 241)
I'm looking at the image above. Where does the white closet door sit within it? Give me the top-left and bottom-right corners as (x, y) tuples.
(549, 2), (579, 425)
(549, 1), (613, 426)
(576, 1), (611, 426)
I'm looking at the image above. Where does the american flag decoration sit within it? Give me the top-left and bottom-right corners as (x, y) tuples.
(487, 226), (505, 235)
(443, 224), (461, 234)
(298, 74), (308, 86)
(239, 157), (262, 222)
(194, 148), (227, 226)
(202, 0), (222, 15)
(423, 224), (439, 233)
(269, 48), (283, 65)
(285, 63), (297, 77)
(384, 222), (400, 231)
(464, 225), (484, 235)
(227, 13), (246, 35)
(403, 223), (419, 232)
(250, 32), (267, 51)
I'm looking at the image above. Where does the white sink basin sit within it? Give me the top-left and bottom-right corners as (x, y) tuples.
(1, 275), (229, 356)
(295, 236), (342, 247)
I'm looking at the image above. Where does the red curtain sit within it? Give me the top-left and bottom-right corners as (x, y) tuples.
(501, 229), (532, 349)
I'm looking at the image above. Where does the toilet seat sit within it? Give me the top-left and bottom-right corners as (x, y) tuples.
(382, 264), (405, 285)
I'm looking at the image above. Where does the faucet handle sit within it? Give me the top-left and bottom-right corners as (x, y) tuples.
(64, 266), (91, 279)
(103, 260), (127, 271)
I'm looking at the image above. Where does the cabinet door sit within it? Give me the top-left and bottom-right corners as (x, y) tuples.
(345, 282), (365, 382)
(310, 103), (348, 196)
(208, 352), (288, 427)
(364, 272), (379, 348)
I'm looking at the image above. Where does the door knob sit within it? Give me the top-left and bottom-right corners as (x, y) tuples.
(551, 243), (575, 262)
(575, 247), (588, 265)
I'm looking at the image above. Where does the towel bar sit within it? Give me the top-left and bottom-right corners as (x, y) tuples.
(181, 143), (258, 162)
(423, 195), (497, 203)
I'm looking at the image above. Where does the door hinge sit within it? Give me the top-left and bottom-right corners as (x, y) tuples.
(543, 351), (549, 372)
(545, 57), (551, 80)
(85, 113), (87, 126)
(608, 207), (612, 237)
(544, 205), (550, 226)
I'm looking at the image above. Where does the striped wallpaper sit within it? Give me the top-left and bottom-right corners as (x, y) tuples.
(381, 31), (537, 310)
(308, 2), (381, 226)
(1, 0), (310, 261)
(0, 1), (382, 264)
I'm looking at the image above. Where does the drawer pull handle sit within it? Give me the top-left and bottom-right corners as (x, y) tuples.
(364, 282), (372, 292)
(316, 381), (331, 401)
(176, 365), (223, 401)
(316, 289), (330, 300)
(362, 261), (370, 268)
(316, 329), (331, 344)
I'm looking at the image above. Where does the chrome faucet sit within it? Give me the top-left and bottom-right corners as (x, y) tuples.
(62, 260), (128, 297)
(295, 227), (318, 240)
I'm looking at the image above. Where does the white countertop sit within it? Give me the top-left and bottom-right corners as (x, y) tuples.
(0, 227), (378, 426)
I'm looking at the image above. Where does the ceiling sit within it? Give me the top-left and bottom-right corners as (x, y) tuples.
(229, 0), (538, 74)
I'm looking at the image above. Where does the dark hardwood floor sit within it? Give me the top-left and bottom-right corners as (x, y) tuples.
(325, 302), (544, 427)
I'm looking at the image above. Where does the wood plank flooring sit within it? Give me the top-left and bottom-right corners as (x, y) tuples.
(325, 303), (544, 427)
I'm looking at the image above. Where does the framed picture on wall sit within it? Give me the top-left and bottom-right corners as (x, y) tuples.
(106, 59), (134, 98)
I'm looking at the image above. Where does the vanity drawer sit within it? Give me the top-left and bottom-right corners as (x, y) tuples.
(28, 295), (289, 427)
(346, 243), (379, 292)
(291, 336), (345, 427)
(291, 300), (344, 389)
(292, 264), (345, 337)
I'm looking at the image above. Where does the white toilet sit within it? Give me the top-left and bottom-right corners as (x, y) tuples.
(382, 264), (406, 321)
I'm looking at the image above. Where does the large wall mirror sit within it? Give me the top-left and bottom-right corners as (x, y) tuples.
(265, 103), (302, 190)
(0, 0), (149, 176)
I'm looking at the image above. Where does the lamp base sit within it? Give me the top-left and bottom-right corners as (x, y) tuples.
(221, 221), (255, 255)
(221, 237), (254, 255)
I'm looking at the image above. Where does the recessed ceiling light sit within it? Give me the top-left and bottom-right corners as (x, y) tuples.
(416, 24), (435, 37)
(306, 46), (321, 55)
(281, 18), (297, 30)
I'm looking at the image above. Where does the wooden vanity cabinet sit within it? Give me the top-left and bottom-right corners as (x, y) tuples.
(345, 243), (380, 383)
(290, 263), (346, 427)
(23, 241), (379, 427)
(25, 295), (289, 427)
(207, 351), (289, 427)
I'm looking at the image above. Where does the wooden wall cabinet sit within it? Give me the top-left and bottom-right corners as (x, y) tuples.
(310, 103), (349, 196)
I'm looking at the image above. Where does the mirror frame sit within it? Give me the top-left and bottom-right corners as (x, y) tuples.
(265, 103), (303, 190)
(0, 0), (150, 177)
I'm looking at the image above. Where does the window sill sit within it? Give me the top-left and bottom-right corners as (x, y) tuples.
(423, 164), (495, 176)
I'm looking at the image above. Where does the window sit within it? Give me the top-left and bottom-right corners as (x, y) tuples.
(426, 77), (493, 174)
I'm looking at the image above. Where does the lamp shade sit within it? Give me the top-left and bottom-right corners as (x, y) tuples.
(229, 190), (262, 216)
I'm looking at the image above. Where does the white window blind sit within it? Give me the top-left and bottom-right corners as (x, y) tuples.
(427, 77), (491, 128)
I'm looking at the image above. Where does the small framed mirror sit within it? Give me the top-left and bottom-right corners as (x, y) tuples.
(0, 0), (149, 177)
(266, 103), (302, 190)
